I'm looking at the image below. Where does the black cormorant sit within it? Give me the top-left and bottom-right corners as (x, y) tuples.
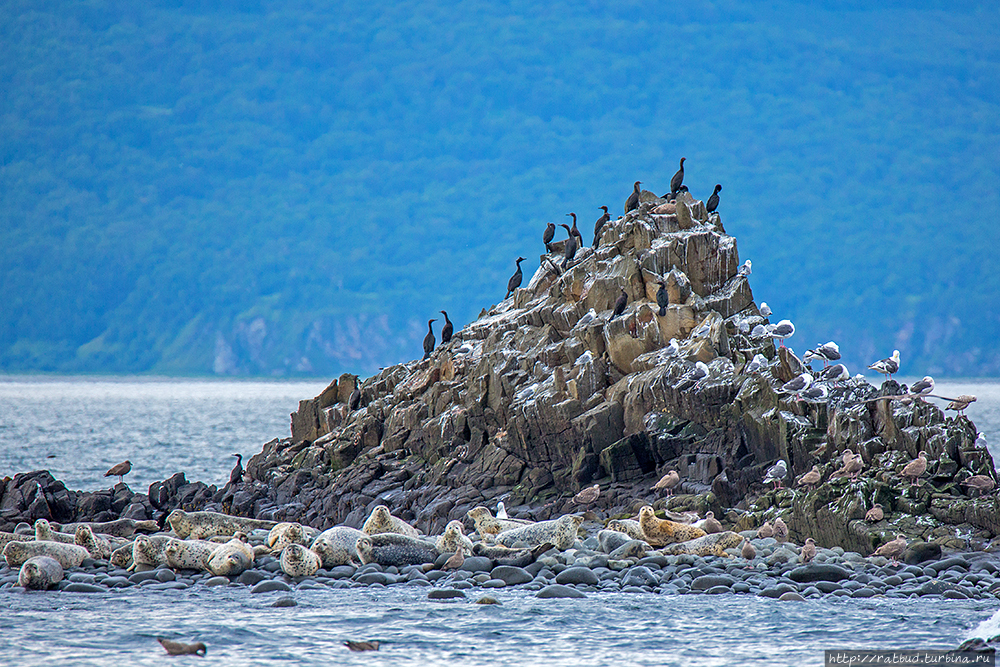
(229, 454), (243, 486)
(611, 288), (628, 320)
(423, 319), (436, 359)
(506, 257), (526, 299)
(670, 158), (686, 197)
(543, 222), (555, 253)
(440, 310), (453, 343)
(349, 385), (361, 411)
(625, 181), (642, 214)
(657, 280), (669, 316)
(593, 206), (610, 248)
(706, 184), (722, 214)
(566, 213), (583, 248)
(559, 224), (577, 270)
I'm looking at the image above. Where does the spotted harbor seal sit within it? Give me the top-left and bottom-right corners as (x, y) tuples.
(280, 543), (322, 577)
(34, 519), (75, 544)
(52, 518), (159, 538)
(598, 529), (637, 554)
(110, 542), (135, 569)
(606, 519), (645, 541)
(356, 534), (438, 567)
(266, 522), (312, 555)
(206, 534), (255, 576)
(18, 555), (65, 590)
(472, 542), (552, 567)
(75, 525), (112, 560)
(609, 540), (650, 560)
(311, 526), (365, 567)
(0, 532), (30, 551)
(132, 535), (173, 569)
(492, 514), (583, 550)
(164, 538), (218, 571)
(3, 540), (89, 569)
(166, 510), (277, 540)
(638, 506), (706, 547)
(361, 505), (420, 538)
(658, 531), (743, 557)
(436, 520), (474, 555)
(466, 506), (534, 537)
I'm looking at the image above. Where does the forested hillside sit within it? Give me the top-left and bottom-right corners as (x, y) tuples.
(2, 0), (998, 377)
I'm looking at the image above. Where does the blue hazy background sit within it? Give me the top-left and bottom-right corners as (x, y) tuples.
(1, 0), (998, 378)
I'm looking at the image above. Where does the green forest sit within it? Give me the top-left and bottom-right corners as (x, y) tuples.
(1, 0), (998, 377)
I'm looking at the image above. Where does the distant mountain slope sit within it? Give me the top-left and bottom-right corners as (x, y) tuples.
(1, 0), (998, 376)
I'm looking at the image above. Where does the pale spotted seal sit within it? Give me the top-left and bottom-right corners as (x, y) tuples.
(310, 526), (364, 567)
(167, 509), (276, 540)
(266, 522), (312, 555)
(132, 535), (173, 569)
(206, 534), (254, 577)
(3, 540), (89, 569)
(606, 519), (645, 541)
(638, 506), (706, 547)
(75, 525), (112, 560)
(52, 518), (159, 538)
(609, 540), (650, 560)
(18, 555), (64, 590)
(658, 530), (743, 557)
(34, 519), (75, 544)
(280, 543), (322, 577)
(164, 538), (218, 571)
(110, 542), (135, 569)
(466, 507), (533, 537)
(492, 514), (583, 550)
(355, 534), (438, 567)
(0, 532), (30, 551)
(436, 520), (474, 555)
(361, 505), (420, 538)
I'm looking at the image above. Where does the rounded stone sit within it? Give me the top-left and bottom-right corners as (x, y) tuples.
(238, 570), (270, 586)
(490, 566), (533, 586)
(555, 567), (599, 586)
(622, 566), (658, 588)
(536, 584), (587, 599)
(204, 576), (230, 587)
(787, 564), (851, 583)
(272, 596), (297, 607)
(355, 572), (390, 586)
(327, 565), (356, 579)
(428, 589), (466, 600)
(251, 580), (292, 594)
(481, 579), (507, 588)
(778, 591), (805, 601)
(691, 575), (735, 591)
(459, 556), (494, 573)
(63, 583), (105, 593)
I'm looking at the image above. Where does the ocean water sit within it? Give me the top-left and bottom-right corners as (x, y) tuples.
(0, 376), (999, 666)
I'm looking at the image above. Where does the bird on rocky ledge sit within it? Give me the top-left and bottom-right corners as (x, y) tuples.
(157, 637), (207, 656)
(422, 319), (436, 360)
(496, 501), (508, 519)
(560, 225), (577, 270)
(962, 475), (996, 497)
(741, 538), (756, 560)
(870, 534), (907, 563)
(543, 222), (555, 253)
(865, 504), (884, 522)
(759, 302), (772, 317)
(901, 451), (928, 486)
(439, 311), (454, 343)
(105, 460), (131, 485)
(652, 470), (680, 495)
(349, 385), (362, 411)
(506, 257), (526, 300)
(763, 460), (787, 489)
(669, 158), (686, 198)
(344, 641), (380, 652)
(443, 549), (465, 570)
(796, 465), (822, 490)
(566, 213), (583, 248)
(573, 484), (600, 505)
(756, 521), (774, 539)
(610, 288), (628, 320)
(706, 184), (722, 214)
(946, 395), (977, 416)
(593, 206), (610, 247)
(773, 517), (788, 542)
(229, 454), (243, 487)
(656, 280), (669, 316)
(625, 181), (642, 214)
(800, 537), (817, 563)
(780, 373), (813, 395)
(867, 350), (900, 379)
(909, 376), (934, 399)
(768, 320), (795, 348)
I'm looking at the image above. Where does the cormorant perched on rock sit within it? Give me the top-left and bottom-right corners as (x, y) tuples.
(559, 225), (577, 270)
(625, 181), (642, 214)
(543, 222), (555, 252)
(670, 158), (686, 197)
(656, 280), (669, 316)
(439, 310), (453, 343)
(506, 257), (526, 299)
(610, 288), (628, 320)
(423, 319), (436, 359)
(229, 454), (243, 486)
(593, 206), (610, 248)
(566, 213), (583, 248)
(349, 385), (362, 411)
(706, 184), (722, 213)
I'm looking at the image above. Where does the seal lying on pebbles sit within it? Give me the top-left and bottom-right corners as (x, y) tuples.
(492, 514), (583, 550)
(132, 535), (173, 569)
(206, 534), (255, 576)
(598, 529), (638, 554)
(34, 519), (76, 544)
(280, 543), (322, 577)
(75, 525), (112, 560)
(3, 540), (89, 569)
(18, 555), (64, 590)
(436, 520), (474, 555)
(472, 542), (552, 568)
(609, 540), (650, 560)
(167, 510), (276, 540)
(164, 538), (218, 571)
(659, 531), (743, 557)
(467, 507), (533, 537)
(361, 505), (420, 538)
(53, 518), (159, 538)
(639, 506), (706, 547)
(606, 519), (644, 541)
(356, 534), (438, 567)
(0, 532), (30, 551)
(110, 542), (134, 569)
(266, 522), (312, 555)
(311, 526), (364, 567)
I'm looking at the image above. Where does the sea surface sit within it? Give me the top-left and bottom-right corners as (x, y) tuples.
(0, 375), (999, 666)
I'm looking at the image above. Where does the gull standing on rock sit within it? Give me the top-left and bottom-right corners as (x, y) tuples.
(593, 206), (610, 247)
(573, 484), (600, 505)
(781, 373), (813, 395)
(625, 181), (642, 214)
(745, 354), (768, 375)
(496, 501), (508, 520)
(819, 364), (849, 384)
(870, 534), (907, 563)
(759, 302), (772, 317)
(804, 341), (841, 367)
(796, 465), (822, 490)
(901, 451), (928, 486)
(800, 538), (817, 563)
(962, 476), (996, 497)
(691, 361), (711, 388)
(697, 511), (723, 534)
(772, 517), (788, 542)
(105, 460), (132, 485)
(909, 376), (934, 398)
(768, 320), (795, 348)
(865, 504), (884, 522)
(738, 260), (752, 277)
(832, 450), (863, 481)
(763, 460), (788, 489)
(868, 350), (900, 379)
(757, 522), (774, 538)
(422, 320), (437, 360)
(506, 257), (526, 299)
(741, 538), (756, 560)
(800, 384), (828, 401)
(946, 395), (977, 416)
(652, 470), (680, 496)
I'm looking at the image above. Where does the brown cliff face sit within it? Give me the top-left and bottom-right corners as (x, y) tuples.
(229, 191), (996, 550)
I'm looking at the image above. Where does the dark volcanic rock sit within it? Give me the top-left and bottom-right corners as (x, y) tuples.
(787, 565), (851, 584)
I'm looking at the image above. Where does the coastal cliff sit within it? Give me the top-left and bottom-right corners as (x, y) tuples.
(2, 190), (995, 557)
